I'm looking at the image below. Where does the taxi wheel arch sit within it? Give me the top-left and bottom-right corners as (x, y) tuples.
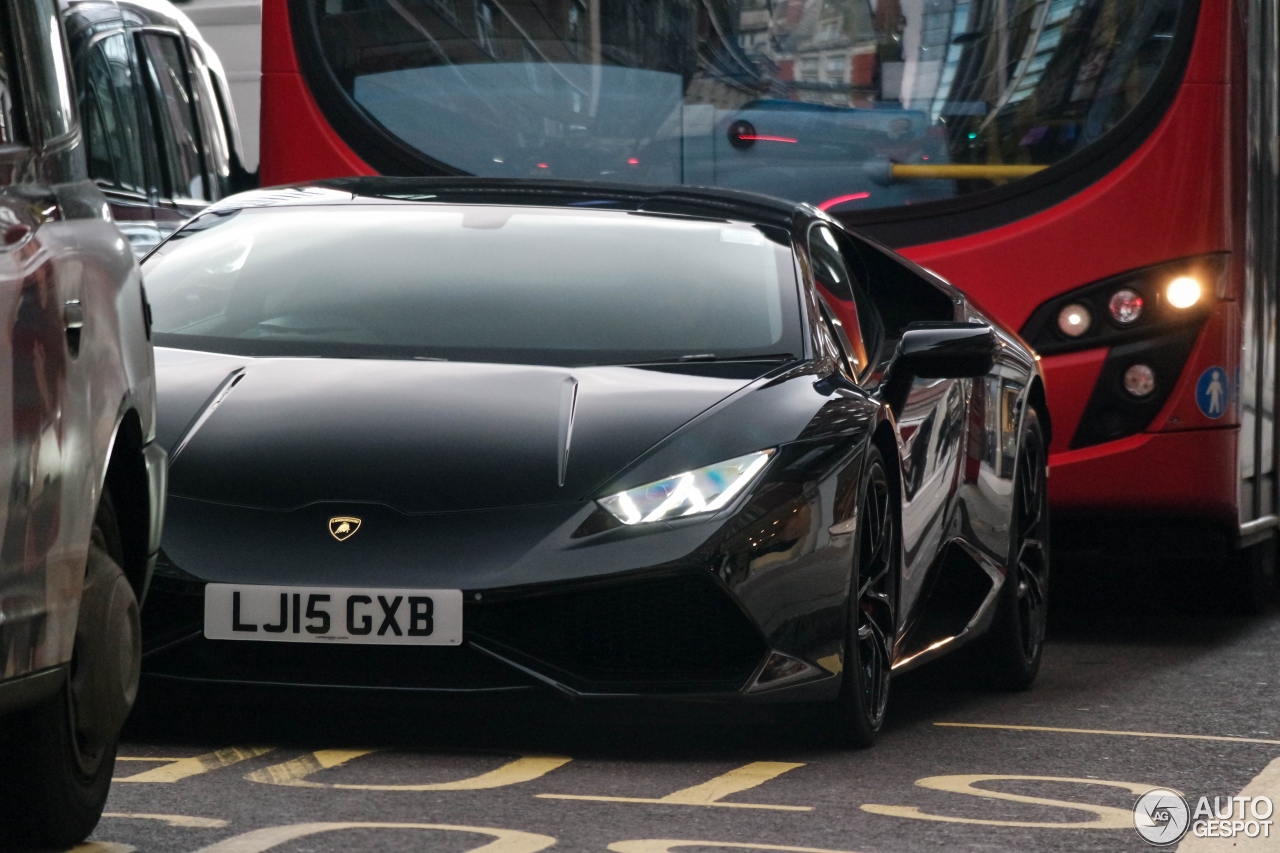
(103, 409), (151, 601)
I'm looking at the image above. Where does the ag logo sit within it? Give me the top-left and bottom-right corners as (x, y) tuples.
(1134, 787), (1190, 845)
(328, 516), (362, 542)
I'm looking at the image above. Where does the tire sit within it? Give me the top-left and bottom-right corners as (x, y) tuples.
(0, 493), (139, 849)
(972, 406), (1050, 691)
(829, 444), (898, 747)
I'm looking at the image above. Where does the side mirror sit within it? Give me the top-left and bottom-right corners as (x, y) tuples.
(879, 322), (998, 415)
(895, 322), (997, 379)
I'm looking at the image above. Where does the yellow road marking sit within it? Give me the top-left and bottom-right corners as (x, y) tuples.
(188, 822), (555, 853)
(862, 774), (1160, 828)
(244, 750), (570, 790)
(661, 762), (807, 805)
(538, 795), (811, 811)
(1178, 755), (1280, 851)
(936, 722), (1280, 746)
(539, 761), (810, 811)
(244, 749), (374, 787)
(116, 757), (185, 762)
(611, 842), (865, 853)
(70, 844), (134, 853)
(102, 813), (228, 828)
(115, 746), (275, 783)
(336, 756), (571, 791)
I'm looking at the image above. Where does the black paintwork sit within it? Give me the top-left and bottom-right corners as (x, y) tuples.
(142, 178), (1047, 700)
(162, 357), (750, 513)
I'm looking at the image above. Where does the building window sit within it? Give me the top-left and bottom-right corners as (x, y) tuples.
(476, 1), (496, 54)
(568, 1), (586, 52)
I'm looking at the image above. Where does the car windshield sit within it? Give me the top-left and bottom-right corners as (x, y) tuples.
(305, 0), (1187, 213)
(141, 204), (801, 366)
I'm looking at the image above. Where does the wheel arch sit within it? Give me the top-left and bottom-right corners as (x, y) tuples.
(100, 406), (152, 600)
(870, 415), (903, 512)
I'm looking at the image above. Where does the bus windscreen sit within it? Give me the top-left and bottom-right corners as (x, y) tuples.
(305, 0), (1185, 213)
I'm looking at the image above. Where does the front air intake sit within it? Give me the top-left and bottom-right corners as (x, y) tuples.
(468, 572), (767, 693)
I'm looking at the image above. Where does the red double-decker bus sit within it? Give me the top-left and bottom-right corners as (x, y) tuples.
(258, 0), (1277, 605)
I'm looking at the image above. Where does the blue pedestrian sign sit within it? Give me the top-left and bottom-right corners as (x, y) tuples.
(1196, 366), (1228, 419)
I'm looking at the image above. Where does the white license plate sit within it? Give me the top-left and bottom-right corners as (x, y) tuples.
(204, 584), (463, 645)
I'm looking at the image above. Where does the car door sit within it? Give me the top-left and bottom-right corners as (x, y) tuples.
(810, 223), (966, 630)
(137, 29), (210, 242)
(0, 189), (43, 682)
(0, 0), (93, 680)
(80, 29), (163, 257)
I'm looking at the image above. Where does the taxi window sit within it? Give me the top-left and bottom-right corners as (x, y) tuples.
(82, 33), (146, 194)
(140, 32), (207, 201)
(186, 42), (230, 198)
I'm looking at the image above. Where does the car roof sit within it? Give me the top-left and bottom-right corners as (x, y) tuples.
(205, 178), (810, 230)
(60, 0), (222, 61)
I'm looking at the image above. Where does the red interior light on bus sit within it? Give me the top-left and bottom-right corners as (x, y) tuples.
(537, 163), (549, 169)
(817, 192), (872, 211)
(627, 157), (639, 165)
(737, 134), (798, 144)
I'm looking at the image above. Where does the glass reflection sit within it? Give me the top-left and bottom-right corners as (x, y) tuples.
(314, 0), (1183, 211)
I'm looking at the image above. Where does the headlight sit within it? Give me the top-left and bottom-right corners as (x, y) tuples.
(1165, 276), (1202, 309)
(1056, 303), (1091, 337)
(598, 450), (775, 525)
(1108, 288), (1143, 324)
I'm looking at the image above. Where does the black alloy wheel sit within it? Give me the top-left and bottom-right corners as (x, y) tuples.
(975, 405), (1050, 690)
(833, 445), (897, 747)
(1013, 414), (1050, 661)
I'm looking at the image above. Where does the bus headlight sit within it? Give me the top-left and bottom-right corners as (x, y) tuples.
(1021, 255), (1225, 357)
(1057, 304), (1091, 337)
(1166, 276), (1203, 309)
(1109, 289), (1144, 324)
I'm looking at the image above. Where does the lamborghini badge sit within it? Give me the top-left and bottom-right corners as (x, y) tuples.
(329, 516), (362, 541)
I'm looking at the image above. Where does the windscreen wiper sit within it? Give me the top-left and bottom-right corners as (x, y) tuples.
(609, 353), (797, 367)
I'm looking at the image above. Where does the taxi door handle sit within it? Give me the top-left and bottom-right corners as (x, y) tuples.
(64, 299), (83, 355)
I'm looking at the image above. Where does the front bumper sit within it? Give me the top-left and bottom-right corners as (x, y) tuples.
(142, 569), (839, 700)
(145, 446), (861, 700)
(1049, 426), (1240, 557)
(1050, 426), (1238, 519)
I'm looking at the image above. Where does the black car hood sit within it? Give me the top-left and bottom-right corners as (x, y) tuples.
(155, 349), (750, 512)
